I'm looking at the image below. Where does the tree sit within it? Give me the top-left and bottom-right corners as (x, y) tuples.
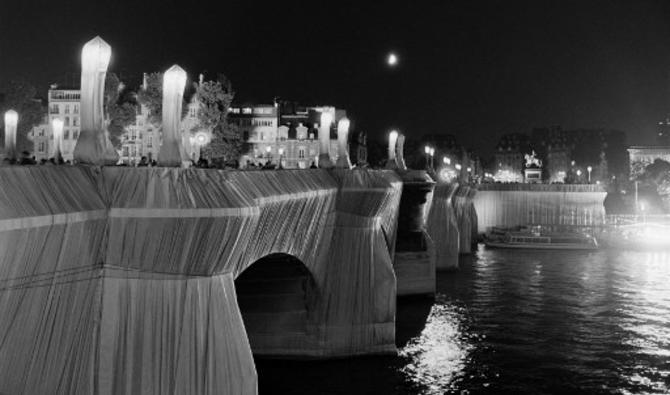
(196, 74), (241, 166)
(136, 72), (189, 125)
(0, 80), (45, 154)
(104, 73), (137, 149)
(638, 159), (670, 213)
(136, 72), (163, 124)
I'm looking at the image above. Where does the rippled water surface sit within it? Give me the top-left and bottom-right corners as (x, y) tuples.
(257, 246), (670, 394)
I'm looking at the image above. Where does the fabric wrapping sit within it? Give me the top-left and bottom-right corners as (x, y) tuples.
(474, 184), (607, 233)
(453, 185), (478, 254)
(426, 182), (460, 269)
(0, 166), (402, 394)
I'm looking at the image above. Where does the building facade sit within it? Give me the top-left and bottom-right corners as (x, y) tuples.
(30, 87), (81, 161)
(29, 84), (203, 165)
(231, 101), (366, 169)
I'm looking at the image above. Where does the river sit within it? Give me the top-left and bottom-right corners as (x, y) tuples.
(256, 245), (670, 394)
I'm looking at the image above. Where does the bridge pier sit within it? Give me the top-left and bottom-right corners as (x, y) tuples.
(392, 170), (436, 296)
(426, 182), (461, 270)
(453, 185), (479, 254)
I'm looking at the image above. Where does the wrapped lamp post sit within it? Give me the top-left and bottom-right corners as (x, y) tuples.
(4, 110), (18, 162)
(396, 133), (408, 170)
(386, 130), (398, 169)
(52, 118), (64, 163)
(158, 65), (188, 167)
(335, 117), (351, 169)
(318, 111), (334, 168)
(73, 36), (119, 165)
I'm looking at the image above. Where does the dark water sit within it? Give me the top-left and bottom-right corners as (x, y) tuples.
(257, 246), (670, 394)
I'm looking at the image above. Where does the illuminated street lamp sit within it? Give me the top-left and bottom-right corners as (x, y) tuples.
(4, 110), (18, 162)
(429, 147), (435, 169)
(336, 117), (351, 169)
(455, 163), (462, 171)
(74, 36), (118, 165)
(443, 156), (450, 165)
(193, 131), (210, 161)
(396, 133), (407, 170)
(587, 166), (593, 183)
(52, 118), (64, 162)
(278, 147), (284, 169)
(158, 65), (188, 167)
(576, 169), (582, 180)
(467, 167), (472, 172)
(318, 111), (334, 168)
(387, 130), (398, 169)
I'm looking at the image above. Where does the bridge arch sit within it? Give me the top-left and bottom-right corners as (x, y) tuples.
(235, 253), (315, 356)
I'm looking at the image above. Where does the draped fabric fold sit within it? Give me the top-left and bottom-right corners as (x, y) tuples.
(474, 184), (607, 233)
(426, 182), (460, 269)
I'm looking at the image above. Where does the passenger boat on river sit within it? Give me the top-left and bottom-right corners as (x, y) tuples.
(484, 226), (599, 250)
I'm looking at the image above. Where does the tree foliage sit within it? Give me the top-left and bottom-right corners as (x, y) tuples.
(196, 74), (241, 166)
(104, 73), (137, 149)
(0, 80), (45, 154)
(136, 72), (163, 124)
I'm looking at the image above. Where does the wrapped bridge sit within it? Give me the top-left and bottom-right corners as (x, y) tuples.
(0, 166), (402, 395)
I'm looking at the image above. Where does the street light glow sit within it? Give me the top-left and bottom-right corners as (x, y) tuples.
(455, 164), (462, 170)
(320, 111), (333, 128)
(443, 156), (451, 165)
(4, 110), (18, 161)
(429, 147), (435, 156)
(52, 118), (64, 159)
(424, 145), (430, 154)
(387, 53), (398, 66)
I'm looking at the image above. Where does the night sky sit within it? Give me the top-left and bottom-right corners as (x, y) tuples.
(3, 0), (670, 154)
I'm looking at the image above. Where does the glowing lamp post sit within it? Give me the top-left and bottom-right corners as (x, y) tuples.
(4, 110), (18, 162)
(576, 169), (582, 182)
(429, 147), (435, 169)
(52, 118), (64, 162)
(455, 163), (462, 171)
(335, 117), (352, 169)
(396, 133), (407, 170)
(387, 130), (398, 169)
(424, 145), (430, 168)
(278, 147), (284, 169)
(587, 166), (593, 183)
(73, 36), (118, 165)
(443, 156), (450, 165)
(318, 111), (334, 168)
(193, 132), (210, 161)
(157, 65), (188, 167)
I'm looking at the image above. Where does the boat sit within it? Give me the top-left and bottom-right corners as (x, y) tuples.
(484, 226), (599, 250)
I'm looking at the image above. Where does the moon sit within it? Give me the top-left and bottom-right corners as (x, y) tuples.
(387, 52), (398, 66)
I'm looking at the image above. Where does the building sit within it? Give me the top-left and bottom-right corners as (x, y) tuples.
(30, 87), (81, 161)
(492, 133), (529, 182)
(29, 80), (203, 165)
(230, 101), (366, 169)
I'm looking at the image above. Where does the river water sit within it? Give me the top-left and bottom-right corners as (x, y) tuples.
(256, 245), (670, 394)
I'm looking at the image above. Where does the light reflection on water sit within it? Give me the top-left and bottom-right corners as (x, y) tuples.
(258, 247), (670, 394)
(398, 297), (473, 394)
